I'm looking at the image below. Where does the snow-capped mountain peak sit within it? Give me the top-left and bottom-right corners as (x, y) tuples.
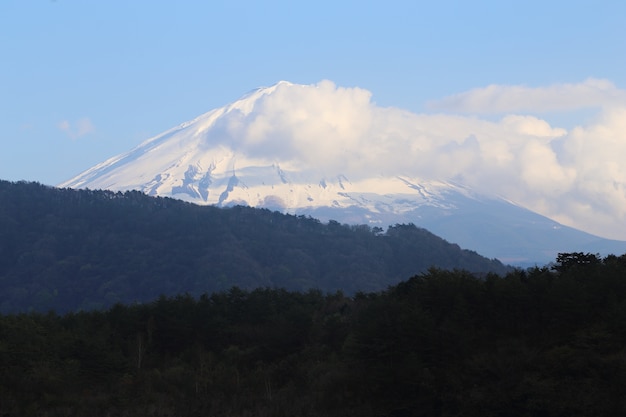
(59, 81), (626, 265)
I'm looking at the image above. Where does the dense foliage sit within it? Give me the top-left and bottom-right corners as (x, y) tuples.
(2, 253), (626, 416)
(0, 180), (509, 313)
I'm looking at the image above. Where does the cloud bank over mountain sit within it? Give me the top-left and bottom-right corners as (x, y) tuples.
(198, 80), (625, 240)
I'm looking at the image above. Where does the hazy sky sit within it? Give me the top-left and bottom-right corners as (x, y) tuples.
(2, 1), (626, 238)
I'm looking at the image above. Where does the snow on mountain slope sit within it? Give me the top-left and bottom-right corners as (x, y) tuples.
(59, 82), (626, 266)
(59, 81), (472, 212)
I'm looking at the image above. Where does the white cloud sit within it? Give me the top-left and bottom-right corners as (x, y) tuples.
(428, 78), (626, 114)
(204, 80), (626, 240)
(547, 107), (626, 238)
(215, 80), (374, 175)
(58, 117), (95, 139)
(58, 120), (71, 132)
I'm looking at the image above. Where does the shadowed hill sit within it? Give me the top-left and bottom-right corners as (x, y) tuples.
(0, 180), (510, 313)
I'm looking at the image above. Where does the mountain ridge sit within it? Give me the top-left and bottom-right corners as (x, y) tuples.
(0, 179), (511, 313)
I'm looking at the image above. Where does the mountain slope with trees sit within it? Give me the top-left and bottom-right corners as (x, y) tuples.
(0, 180), (510, 313)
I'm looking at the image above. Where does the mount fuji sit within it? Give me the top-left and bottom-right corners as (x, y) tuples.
(59, 81), (626, 266)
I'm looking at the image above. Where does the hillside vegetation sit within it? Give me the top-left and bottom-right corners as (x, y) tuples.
(0, 180), (509, 313)
(2, 254), (626, 416)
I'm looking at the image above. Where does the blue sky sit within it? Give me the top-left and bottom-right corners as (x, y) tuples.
(2, 0), (623, 185)
(2, 1), (626, 239)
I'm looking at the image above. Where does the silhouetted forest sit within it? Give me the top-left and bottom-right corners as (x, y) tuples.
(0, 180), (509, 313)
(2, 253), (626, 416)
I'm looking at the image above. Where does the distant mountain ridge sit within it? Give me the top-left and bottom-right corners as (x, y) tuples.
(0, 180), (511, 313)
(59, 81), (626, 265)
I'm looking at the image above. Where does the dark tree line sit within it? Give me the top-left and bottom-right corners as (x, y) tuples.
(2, 253), (626, 416)
(0, 180), (509, 313)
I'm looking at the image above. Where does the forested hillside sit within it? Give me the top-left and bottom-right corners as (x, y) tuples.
(0, 180), (509, 313)
(2, 254), (626, 416)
